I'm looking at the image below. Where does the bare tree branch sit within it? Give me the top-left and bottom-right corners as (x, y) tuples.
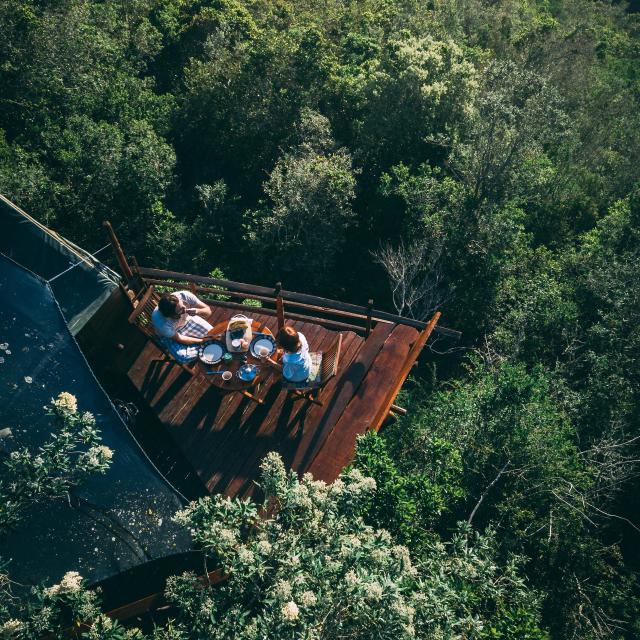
(468, 460), (510, 525)
(373, 237), (452, 320)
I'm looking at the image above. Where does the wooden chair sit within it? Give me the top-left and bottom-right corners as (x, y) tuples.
(282, 333), (342, 406)
(127, 285), (196, 375)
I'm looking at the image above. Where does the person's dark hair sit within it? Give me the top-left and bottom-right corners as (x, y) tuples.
(277, 326), (301, 353)
(158, 294), (180, 318)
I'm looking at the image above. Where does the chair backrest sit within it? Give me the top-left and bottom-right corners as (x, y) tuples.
(128, 285), (159, 339)
(320, 333), (342, 386)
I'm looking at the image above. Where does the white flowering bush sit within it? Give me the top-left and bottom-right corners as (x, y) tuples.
(0, 392), (114, 536)
(0, 450), (544, 639)
(0, 569), (136, 640)
(164, 453), (545, 640)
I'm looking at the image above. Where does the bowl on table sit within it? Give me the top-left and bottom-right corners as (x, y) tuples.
(237, 364), (257, 382)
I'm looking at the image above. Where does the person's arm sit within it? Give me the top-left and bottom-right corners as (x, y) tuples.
(173, 332), (205, 345)
(188, 300), (211, 318)
(185, 293), (211, 319)
(263, 347), (283, 370)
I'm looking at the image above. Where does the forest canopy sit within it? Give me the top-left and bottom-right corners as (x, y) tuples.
(1, 0), (639, 638)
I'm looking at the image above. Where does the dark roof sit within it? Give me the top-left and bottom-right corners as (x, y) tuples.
(0, 202), (192, 587)
(0, 195), (118, 334)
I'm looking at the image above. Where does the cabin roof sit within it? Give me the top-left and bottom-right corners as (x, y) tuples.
(0, 253), (191, 588)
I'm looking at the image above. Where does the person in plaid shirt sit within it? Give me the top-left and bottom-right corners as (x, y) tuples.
(151, 291), (213, 362)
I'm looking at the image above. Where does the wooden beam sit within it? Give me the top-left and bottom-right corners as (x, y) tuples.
(103, 220), (133, 281)
(137, 267), (276, 297)
(200, 298), (366, 333)
(135, 267), (461, 337)
(276, 295), (285, 332)
(389, 403), (407, 416)
(141, 279), (376, 326)
(370, 311), (441, 432)
(107, 570), (227, 623)
(365, 299), (373, 337)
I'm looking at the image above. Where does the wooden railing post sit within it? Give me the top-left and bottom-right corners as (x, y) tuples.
(275, 282), (285, 332)
(103, 220), (133, 282)
(365, 299), (374, 337)
(370, 311), (441, 431)
(130, 255), (140, 275)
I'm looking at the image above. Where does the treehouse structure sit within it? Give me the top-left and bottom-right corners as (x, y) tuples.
(0, 195), (458, 620)
(80, 223), (458, 500)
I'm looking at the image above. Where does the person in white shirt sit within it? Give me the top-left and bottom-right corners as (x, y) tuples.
(151, 291), (213, 362)
(264, 325), (311, 382)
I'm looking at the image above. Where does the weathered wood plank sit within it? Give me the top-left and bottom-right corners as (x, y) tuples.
(369, 311), (440, 432)
(291, 322), (395, 474)
(307, 324), (418, 483)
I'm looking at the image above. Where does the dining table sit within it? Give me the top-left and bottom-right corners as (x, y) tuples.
(198, 318), (280, 403)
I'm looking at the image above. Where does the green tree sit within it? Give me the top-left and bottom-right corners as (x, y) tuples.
(246, 109), (357, 289)
(369, 362), (640, 638)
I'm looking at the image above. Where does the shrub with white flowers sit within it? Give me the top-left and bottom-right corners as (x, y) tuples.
(0, 568), (137, 640)
(0, 392), (113, 536)
(0, 449), (545, 639)
(0, 394), (120, 638)
(163, 453), (546, 640)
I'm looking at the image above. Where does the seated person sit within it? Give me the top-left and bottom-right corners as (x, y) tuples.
(264, 325), (311, 382)
(151, 291), (213, 362)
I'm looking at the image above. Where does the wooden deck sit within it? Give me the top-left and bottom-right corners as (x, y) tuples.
(79, 281), (439, 500)
(125, 303), (419, 497)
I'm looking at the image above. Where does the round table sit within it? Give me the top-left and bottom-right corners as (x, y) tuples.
(200, 319), (278, 394)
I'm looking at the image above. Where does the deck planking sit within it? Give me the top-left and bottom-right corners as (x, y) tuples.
(114, 299), (425, 497)
(308, 324), (419, 482)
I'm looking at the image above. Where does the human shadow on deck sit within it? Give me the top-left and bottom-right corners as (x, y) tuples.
(140, 359), (169, 399)
(205, 384), (293, 496)
(295, 359), (367, 473)
(180, 386), (223, 436)
(232, 394), (309, 498)
(275, 397), (309, 463)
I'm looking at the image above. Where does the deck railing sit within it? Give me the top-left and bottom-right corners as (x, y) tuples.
(132, 266), (460, 339)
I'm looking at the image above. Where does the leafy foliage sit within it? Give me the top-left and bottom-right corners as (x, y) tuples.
(1, 0), (640, 636)
(0, 393), (113, 537)
(162, 453), (546, 640)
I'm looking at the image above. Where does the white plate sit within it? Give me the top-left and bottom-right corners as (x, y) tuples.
(250, 336), (276, 358)
(200, 342), (224, 364)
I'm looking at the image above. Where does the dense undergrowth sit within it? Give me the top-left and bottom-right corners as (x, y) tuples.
(1, 0), (639, 637)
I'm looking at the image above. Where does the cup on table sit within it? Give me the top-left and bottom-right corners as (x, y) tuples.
(221, 370), (232, 382)
(258, 346), (270, 359)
